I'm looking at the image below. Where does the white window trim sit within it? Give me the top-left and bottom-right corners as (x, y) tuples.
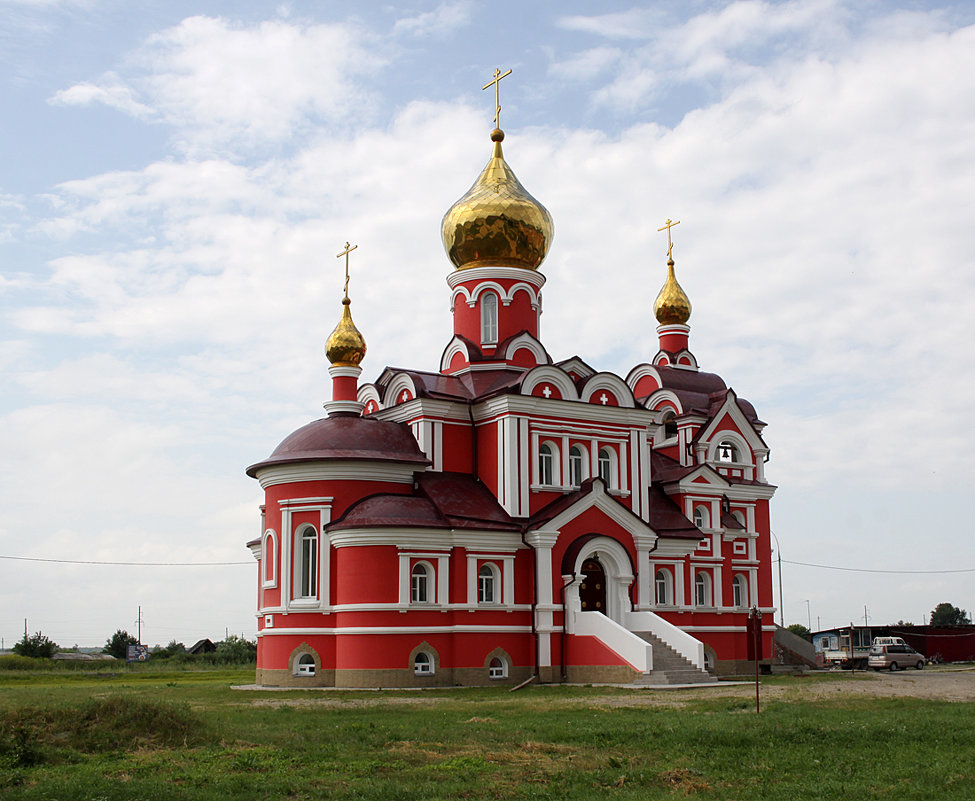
(488, 656), (508, 679)
(480, 291), (499, 345)
(262, 529), (278, 589)
(293, 524), (319, 601)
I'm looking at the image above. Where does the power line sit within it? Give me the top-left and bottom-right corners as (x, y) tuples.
(782, 559), (975, 575)
(0, 555), (251, 566)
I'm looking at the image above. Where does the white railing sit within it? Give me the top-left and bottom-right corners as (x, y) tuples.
(624, 610), (705, 669)
(574, 610), (653, 672)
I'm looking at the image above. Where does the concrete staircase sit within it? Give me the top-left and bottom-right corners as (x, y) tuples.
(631, 631), (716, 686)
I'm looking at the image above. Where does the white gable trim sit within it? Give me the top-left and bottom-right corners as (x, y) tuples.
(521, 365), (579, 401)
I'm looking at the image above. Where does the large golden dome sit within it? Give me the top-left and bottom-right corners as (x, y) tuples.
(441, 130), (554, 271)
(325, 298), (367, 367)
(653, 257), (692, 325)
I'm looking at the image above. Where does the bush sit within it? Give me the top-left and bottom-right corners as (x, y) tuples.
(214, 635), (257, 665)
(12, 631), (58, 659)
(103, 629), (139, 659)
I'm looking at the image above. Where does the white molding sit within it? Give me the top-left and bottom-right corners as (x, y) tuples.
(328, 365), (362, 379)
(329, 528), (524, 550)
(446, 266), (547, 290)
(255, 462), (419, 489)
(579, 372), (636, 408)
(324, 399), (365, 416)
(257, 624), (534, 637)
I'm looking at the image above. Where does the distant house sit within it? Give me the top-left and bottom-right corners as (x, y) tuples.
(812, 624), (975, 664)
(188, 639), (216, 655)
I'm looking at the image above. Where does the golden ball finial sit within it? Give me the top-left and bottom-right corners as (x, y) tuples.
(653, 257), (692, 325)
(441, 136), (554, 271)
(325, 297), (367, 367)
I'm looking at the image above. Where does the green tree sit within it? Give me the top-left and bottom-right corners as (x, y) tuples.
(215, 634), (257, 665)
(103, 629), (139, 659)
(930, 603), (971, 626)
(13, 631), (59, 658)
(787, 623), (811, 640)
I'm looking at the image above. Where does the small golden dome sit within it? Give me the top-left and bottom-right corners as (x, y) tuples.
(441, 131), (554, 271)
(653, 257), (692, 325)
(325, 298), (367, 367)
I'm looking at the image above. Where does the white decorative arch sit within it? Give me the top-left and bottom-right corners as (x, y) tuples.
(439, 336), (472, 373)
(384, 372), (419, 406)
(505, 282), (540, 309)
(521, 365), (579, 401)
(262, 529), (277, 588)
(625, 363), (662, 395)
(357, 383), (382, 414)
(568, 536), (635, 625)
(469, 280), (507, 306)
(646, 390), (683, 416)
(503, 332), (549, 366)
(580, 372), (635, 408)
(709, 431), (752, 465)
(449, 285), (472, 312)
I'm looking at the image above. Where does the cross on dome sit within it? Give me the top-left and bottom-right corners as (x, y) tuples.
(482, 67), (512, 131)
(657, 218), (680, 260)
(336, 241), (358, 300)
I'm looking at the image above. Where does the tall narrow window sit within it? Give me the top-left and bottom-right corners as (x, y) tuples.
(411, 562), (431, 604)
(693, 505), (709, 529)
(662, 410), (678, 439)
(655, 569), (672, 605)
(732, 574), (747, 608)
(569, 445), (585, 487)
(538, 443), (555, 486)
(695, 572), (711, 607)
(478, 564), (497, 604)
(598, 447), (613, 486)
(481, 291), (498, 344)
(298, 527), (317, 598)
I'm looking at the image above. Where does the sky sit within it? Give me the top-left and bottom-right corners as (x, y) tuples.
(2, 0), (974, 649)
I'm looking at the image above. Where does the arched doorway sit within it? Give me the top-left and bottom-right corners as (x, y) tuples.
(579, 557), (606, 612)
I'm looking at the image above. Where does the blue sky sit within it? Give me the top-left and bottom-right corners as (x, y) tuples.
(2, 0), (974, 648)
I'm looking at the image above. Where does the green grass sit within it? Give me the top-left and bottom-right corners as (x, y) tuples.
(0, 667), (971, 800)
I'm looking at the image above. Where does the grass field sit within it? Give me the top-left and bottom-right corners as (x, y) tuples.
(1, 663), (972, 800)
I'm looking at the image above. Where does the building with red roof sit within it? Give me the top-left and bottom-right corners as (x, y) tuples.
(246, 113), (776, 687)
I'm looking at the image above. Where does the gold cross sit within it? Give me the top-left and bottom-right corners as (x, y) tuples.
(336, 241), (357, 299)
(482, 67), (512, 129)
(657, 218), (681, 259)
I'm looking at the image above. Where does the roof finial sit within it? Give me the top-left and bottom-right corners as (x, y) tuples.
(482, 67), (512, 139)
(657, 218), (681, 261)
(336, 241), (358, 301)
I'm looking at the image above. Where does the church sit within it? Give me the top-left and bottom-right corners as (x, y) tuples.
(246, 80), (776, 687)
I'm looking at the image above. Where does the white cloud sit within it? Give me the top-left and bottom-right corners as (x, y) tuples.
(393, 0), (473, 37)
(48, 16), (386, 154)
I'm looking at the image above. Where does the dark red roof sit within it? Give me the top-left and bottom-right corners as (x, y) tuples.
(417, 472), (520, 530)
(646, 483), (702, 540)
(246, 415), (429, 477)
(379, 366), (524, 404)
(329, 472), (519, 532)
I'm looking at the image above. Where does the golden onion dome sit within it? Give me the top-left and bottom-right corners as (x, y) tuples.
(441, 129), (554, 271)
(325, 297), (367, 367)
(653, 257), (692, 325)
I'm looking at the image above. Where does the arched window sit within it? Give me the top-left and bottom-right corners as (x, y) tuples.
(598, 447), (614, 487)
(538, 442), (556, 486)
(662, 410), (678, 439)
(478, 563), (498, 604)
(695, 572), (712, 607)
(732, 574), (747, 608)
(413, 651), (434, 675)
(296, 526), (317, 599)
(295, 653), (316, 676)
(717, 440), (740, 463)
(655, 569), (672, 605)
(693, 505), (710, 529)
(481, 291), (498, 344)
(411, 562), (432, 604)
(488, 656), (508, 679)
(262, 530), (276, 587)
(568, 445), (586, 487)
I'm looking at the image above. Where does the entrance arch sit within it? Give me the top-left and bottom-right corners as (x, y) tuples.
(563, 535), (635, 626)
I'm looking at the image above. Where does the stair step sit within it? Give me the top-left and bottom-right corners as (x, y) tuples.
(632, 630), (716, 686)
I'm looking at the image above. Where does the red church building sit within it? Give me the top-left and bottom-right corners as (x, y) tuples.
(246, 113), (776, 687)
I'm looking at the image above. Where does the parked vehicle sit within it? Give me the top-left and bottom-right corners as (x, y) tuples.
(868, 639), (925, 671)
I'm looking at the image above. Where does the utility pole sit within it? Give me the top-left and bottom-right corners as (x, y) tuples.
(805, 600), (811, 631)
(863, 605), (869, 627)
(135, 606), (144, 644)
